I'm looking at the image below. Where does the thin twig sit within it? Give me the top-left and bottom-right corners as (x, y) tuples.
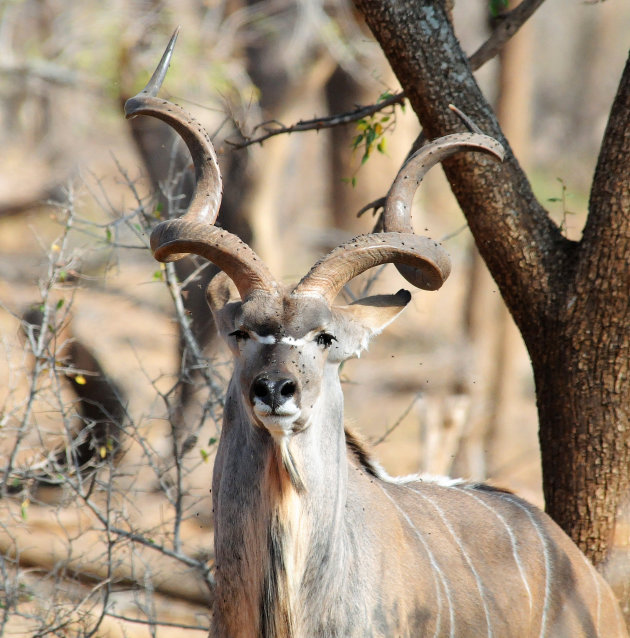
(105, 611), (210, 632)
(1, 193), (76, 496)
(164, 262), (225, 412)
(373, 392), (422, 446)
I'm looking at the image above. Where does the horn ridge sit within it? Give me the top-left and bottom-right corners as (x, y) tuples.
(151, 219), (278, 298)
(384, 131), (505, 234)
(382, 127), (504, 289)
(292, 232), (451, 304)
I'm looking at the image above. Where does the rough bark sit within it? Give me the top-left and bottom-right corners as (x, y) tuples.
(353, 0), (630, 565)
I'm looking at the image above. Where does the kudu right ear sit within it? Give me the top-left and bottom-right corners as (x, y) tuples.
(330, 289), (412, 361)
(339, 289), (412, 334)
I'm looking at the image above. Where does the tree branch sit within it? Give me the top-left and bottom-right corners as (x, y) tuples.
(582, 50), (630, 259)
(228, 92), (405, 149)
(468, 0), (548, 71)
(230, 0), (546, 149)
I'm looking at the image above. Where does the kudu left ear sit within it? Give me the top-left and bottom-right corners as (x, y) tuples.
(206, 271), (240, 312)
(206, 271), (242, 338)
(331, 289), (411, 360)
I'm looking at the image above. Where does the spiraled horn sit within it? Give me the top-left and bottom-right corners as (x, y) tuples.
(292, 232), (450, 304)
(383, 107), (505, 288)
(124, 30), (278, 299)
(293, 109), (504, 303)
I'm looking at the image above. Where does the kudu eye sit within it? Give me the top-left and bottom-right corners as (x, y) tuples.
(228, 329), (250, 342)
(316, 332), (336, 349)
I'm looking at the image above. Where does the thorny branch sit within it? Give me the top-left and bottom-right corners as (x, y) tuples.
(1, 190), (77, 498)
(0, 170), (217, 633)
(469, 0), (547, 70)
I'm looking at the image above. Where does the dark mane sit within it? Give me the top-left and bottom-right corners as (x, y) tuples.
(344, 426), (381, 479)
(469, 482), (514, 495)
(345, 426), (516, 495)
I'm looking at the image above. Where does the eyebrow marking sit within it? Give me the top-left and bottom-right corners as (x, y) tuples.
(248, 330), (325, 346)
(281, 336), (306, 346)
(248, 331), (276, 344)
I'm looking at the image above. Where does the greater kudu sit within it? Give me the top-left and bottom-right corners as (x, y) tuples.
(124, 31), (628, 638)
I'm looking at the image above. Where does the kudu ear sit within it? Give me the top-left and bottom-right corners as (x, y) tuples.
(207, 271), (240, 310)
(206, 271), (241, 334)
(330, 289), (411, 361)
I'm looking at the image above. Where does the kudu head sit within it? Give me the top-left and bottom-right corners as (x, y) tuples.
(125, 30), (504, 490)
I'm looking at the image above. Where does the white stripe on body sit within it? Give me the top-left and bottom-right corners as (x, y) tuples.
(379, 485), (451, 638)
(410, 487), (494, 638)
(455, 486), (534, 617)
(496, 493), (551, 638)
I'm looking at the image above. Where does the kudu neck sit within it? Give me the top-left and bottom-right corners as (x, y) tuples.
(212, 365), (350, 637)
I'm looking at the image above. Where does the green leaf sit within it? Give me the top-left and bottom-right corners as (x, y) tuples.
(56, 299), (64, 310)
(489, 0), (508, 17)
(352, 133), (364, 149)
(105, 227), (112, 243)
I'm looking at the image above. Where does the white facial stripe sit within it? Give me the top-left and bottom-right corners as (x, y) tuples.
(249, 331), (323, 346)
(251, 332), (276, 344)
(280, 336), (306, 346)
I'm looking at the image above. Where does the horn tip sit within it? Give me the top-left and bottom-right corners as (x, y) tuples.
(139, 27), (181, 99)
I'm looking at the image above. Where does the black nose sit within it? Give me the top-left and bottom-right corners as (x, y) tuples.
(251, 373), (297, 411)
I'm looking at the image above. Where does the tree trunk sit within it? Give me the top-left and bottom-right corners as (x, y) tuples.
(353, 0), (630, 566)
